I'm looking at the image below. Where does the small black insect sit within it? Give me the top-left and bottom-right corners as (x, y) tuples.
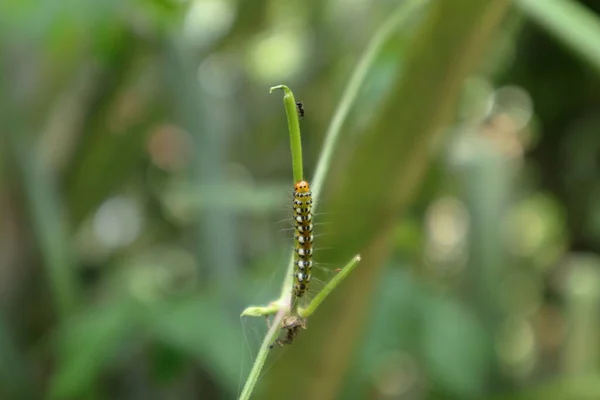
(296, 101), (304, 118)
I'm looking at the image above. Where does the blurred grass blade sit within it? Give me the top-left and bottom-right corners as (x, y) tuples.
(163, 183), (289, 220)
(564, 254), (600, 376)
(452, 136), (512, 330)
(311, 0), (426, 202)
(451, 134), (515, 392)
(64, 29), (148, 226)
(515, 0), (600, 73)
(1, 46), (77, 318)
(148, 296), (243, 392)
(0, 315), (36, 399)
(6, 133), (77, 318)
(492, 374), (600, 400)
(50, 300), (140, 399)
(161, 35), (239, 295)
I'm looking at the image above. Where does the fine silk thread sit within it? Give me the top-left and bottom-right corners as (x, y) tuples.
(292, 180), (313, 298)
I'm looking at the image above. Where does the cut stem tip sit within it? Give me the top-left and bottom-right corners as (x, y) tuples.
(269, 84), (290, 94)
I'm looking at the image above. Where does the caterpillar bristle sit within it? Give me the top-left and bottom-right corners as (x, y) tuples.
(276, 222), (330, 231)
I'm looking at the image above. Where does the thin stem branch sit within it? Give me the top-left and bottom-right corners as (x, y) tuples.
(311, 0), (427, 204)
(270, 85), (303, 183)
(299, 255), (361, 318)
(240, 2), (424, 393)
(239, 302), (288, 400)
(240, 302), (281, 317)
(278, 0), (426, 305)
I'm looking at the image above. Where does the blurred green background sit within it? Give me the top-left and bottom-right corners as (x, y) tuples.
(2, 0), (600, 399)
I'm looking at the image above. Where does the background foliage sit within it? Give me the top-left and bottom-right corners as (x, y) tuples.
(1, 0), (600, 399)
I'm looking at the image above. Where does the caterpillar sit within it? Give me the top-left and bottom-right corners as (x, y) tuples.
(293, 180), (313, 298)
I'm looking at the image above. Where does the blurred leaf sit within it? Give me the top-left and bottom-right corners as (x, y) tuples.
(6, 132), (77, 318)
(393, 215), (425, 260)
(64, 29), (158, 226)
(339, 267), (421, 399)
(451, 135), (513, 318)
(516, 0), (600, 74)
(49, 294), (244, 399)
(147, 295), (242, 393)
(451, 134), (516, 389)
(150, 343), (188, 384)
(163, 182), (290, 220)
(492, 374), (600, 400)
(506, 193), (567, 268)
(564, 254), (600, 376)
(421, 296), (488, 398)
(0, 315), (37, 399)
(50, 299), (142, 399)
(160, 33), (241, 291)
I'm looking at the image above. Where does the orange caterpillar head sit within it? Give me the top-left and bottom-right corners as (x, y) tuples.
(294, 180), (310, 193)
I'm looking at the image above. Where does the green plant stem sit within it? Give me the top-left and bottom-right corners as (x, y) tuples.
(279, 252), (297, 304)
(238, 256), (361, 399)
(276, 0), (425, 304)
(239, 305), (287, 400)
(283, 0), (511, 398)
(243, 5), (416, 386)
(240, 3), (400, 386)
(270, 85), (304, 311)
(299, 255), (361, 318)
(240, 302), (281, 317)
(270, 85), (303, 183)
(311, 0), (426, 203)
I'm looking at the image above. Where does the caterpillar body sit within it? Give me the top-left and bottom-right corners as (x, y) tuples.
(293, 180), (313, 298)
